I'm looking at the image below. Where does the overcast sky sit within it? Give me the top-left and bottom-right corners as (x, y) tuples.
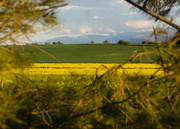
(29, 0), (180, 43)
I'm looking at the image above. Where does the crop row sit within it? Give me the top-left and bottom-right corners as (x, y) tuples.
(22, 63), (163, 75)
(0, 63), (164, 88)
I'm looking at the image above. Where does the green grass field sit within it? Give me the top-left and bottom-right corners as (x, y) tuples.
(22, 44), (157, 63)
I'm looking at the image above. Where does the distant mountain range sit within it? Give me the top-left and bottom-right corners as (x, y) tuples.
(35, 29), (176, 44)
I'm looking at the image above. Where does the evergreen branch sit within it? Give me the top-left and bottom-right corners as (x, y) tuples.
(124, 0), (180, 30)
(58, 74), (156, 127)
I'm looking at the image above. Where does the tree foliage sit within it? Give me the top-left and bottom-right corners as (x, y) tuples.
(53, 42), (57, 45)
(142, 41), (155, 45)
(125, 0), (180, 30)
(118, 40), (130, 45)
(0, 0), (180, 128)
(45, 42), (50, 45)
(0, 1), (68, 127)
(57, 41), (63, 45)
(130, 0), (180, 17)
(0, 0), (69, 45)
(91, 41), (95, 44)
(103, 40), (108, 44)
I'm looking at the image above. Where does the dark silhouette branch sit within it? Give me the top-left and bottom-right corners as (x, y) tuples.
(124, 0), (180, 30)
(143, 0), (149, 8)
(58, 74), (157, 127)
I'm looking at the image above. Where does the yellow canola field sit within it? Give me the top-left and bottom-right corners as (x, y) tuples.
(23, 63), (164, 76)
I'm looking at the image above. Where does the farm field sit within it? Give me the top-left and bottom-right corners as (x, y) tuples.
(24, 63), (163, 75)
(1, 44), (179, 129)
(21, 44), (157, 63)
(1, 63), (164, 84)
(0, 0), (179, 128)
(2, 44), (161, 82)
(1, 44), (162, 85)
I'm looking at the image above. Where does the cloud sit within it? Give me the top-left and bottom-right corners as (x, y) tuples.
(58, 5), (92, 12)
(122, 12), (138, 16)
(80, 26), (92, 34)
(49, 28), (72, 35)
(98, 26), (104, 31)
(60, 29), (71, 34)
(75, 7), (93, 11)
(30, 31), (59, 42)
(106, 28), (116, 33)
(92, 16), (103, 20)
(124, 21), (150, 29)
(110, 0), (131, 7)
(57, 5), (79, 12)
(97, 27), (116, 33)
(83, 33), (109, 36)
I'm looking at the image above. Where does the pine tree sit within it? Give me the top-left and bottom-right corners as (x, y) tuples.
(0, 0), (69, 45)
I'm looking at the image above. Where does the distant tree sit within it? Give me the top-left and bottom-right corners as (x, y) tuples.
(53, 42), (57, 45)
(35, 43), (38, 45)
(142, 41), (155, 45)
(142, 41), (146, 44)
(90, 41), (95, 44)
(103, 40), (108, 44)
(45, 42), (50, 45)
(118, 40), (130, 45)
(57, 41), (63, 45)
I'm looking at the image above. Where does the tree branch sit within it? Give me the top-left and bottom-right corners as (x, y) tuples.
(124, 0), (180, 30)
(58, 74), (156, 127)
